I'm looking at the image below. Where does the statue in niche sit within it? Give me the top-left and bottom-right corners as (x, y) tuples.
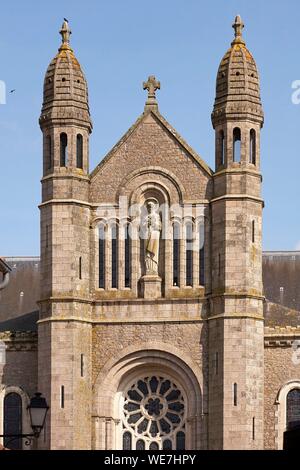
(142, 200), (162, 275)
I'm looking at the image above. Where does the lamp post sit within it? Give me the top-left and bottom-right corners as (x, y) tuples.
(0, 392), (49, 448)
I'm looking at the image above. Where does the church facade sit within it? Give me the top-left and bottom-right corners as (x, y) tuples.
(1, 16), (300, 450)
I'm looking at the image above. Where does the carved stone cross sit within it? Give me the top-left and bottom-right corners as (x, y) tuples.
(143, 76), (160, 110)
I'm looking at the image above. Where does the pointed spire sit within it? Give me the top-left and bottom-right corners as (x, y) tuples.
(59, 19), (72, 50)
(143, 75), (160, 111)
(232, 15), (246, 46)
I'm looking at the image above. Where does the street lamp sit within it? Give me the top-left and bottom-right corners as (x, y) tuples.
(0, 392), (49, 448)
(28, 393), (49, 438)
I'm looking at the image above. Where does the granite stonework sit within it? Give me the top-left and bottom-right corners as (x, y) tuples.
(0, 17), (299, 450)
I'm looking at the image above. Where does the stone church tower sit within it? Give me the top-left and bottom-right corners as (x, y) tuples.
(39, 20), (93, 449)
(210, 15), (264, 449)
(37, 17), (266, 450)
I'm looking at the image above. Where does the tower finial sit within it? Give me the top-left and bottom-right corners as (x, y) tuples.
(143, 75), (160, 111)
(232, 15), (245, 45)
(59, 19), (72, 49)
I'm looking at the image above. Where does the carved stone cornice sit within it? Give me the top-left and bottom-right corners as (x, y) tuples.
(0, 331), (38, 351)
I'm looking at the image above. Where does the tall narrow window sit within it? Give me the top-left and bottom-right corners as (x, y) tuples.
(199, 222), (205, 286)
(233, 127), (241, 162)
(125, 224), (131, 288)
(80, 354), (84, 378)
(4, 393), (22, 450)
(250, 129), (256, 165)
(99, 225), (105, 289)
(46, 135), (52, 170)
(234, 383), (238, 407)
(287, 389), (300, 430)
(76, 134), (83, 169)
(215, 352), (219, 376)
(252, 417), (255, 440)
(218, 253), (221, 277)
(60, 133), (68, 167)
(176, 431), (186, 450)
(219, 130), (225, 167)
(123, 432), (132, 450)
(79, 257), (82, 280)
(252, 220), (255, 243)
(173, 223), (180, 287)
(186, 223), (193, 287)
(111, 224), (119, 289)
(60, 386), (65, 409)
(46, 225), (49, 249)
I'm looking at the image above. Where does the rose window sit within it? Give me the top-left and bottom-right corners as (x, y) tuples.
(122, 376), (186, 450)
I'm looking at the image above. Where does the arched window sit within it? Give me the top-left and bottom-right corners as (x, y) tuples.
(125, 224), (131, 288)
(60, 133), (68, 167)
(176, 431), (186, 450)
(123, 432), (132, 450)
(173, 223), (180, 287)
(136, 439), (145, 450)
(46, 135), (52, 170)
(4, 393), (22, 450)
(149, 442), (159, 450)
(219, 130), (225, 167)
(233, 128), (241, 162)
(98, 225), (106, 289)
(287, 389), (300, 430)
(250, 129), (256, 165)
(76, 134), (83, 169)
(123, 375), (186, 450)
(199, 222), (205, 286)
(163, 439), (172, 450)
(186, 223), (193, 287)
(111, 224), (119, 289)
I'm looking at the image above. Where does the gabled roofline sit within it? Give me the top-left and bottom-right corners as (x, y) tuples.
(90, 109), (214, 180)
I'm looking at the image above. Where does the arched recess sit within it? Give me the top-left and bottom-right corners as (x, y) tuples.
(92, 342), (205, 450)
(0, 386), (32, 450)
(275, 380), (300, 450)
(117, 166), (185, 206)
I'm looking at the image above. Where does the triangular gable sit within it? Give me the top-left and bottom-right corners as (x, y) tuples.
(90, 109), (213, 180)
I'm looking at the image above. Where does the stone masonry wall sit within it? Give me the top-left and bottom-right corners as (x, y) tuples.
(264, 339), (300, 450)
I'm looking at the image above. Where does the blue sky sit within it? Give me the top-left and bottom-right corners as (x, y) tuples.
(0, 0), (300, 255)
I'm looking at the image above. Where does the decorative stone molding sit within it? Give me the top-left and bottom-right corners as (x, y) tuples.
(0, 332), (37, 351)
(264, 326), (300, 348)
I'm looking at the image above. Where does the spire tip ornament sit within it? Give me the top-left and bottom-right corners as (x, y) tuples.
(59, 19), (72, 49)
(232, 15), (245, 46)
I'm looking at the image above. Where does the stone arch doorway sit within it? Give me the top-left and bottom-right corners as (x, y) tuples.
(93, 343), (205, 450)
